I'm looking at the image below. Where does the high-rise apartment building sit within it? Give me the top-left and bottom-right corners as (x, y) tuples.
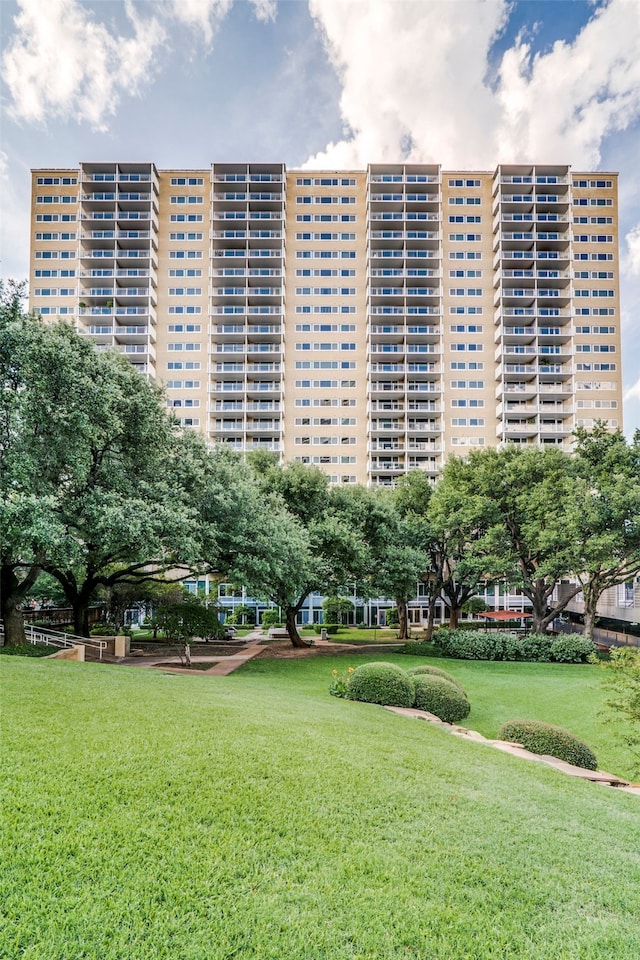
(29, 163), (623, 485)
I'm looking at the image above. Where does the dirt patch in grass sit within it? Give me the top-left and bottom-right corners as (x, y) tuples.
(131, 642), (240, 658)
(154, 661), (216, 672)
(256, 640), (404, 660)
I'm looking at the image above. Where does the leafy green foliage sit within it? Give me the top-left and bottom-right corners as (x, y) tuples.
(322, 596), (353, 624)
(548, 634), (597, 663)
(0, 643), (53, 657)
(431, 446), (583, 633)
(225, 604), (256, 626)
(399, 639), (438, 656)
(412, 674), (471, 723)
(571, 425), (640, 639)
(0, 287), (204, 640)
(435, 629), (513, 661)
(498, 720), (598, 770)
(385, 607), (399, 626)
(89, 622), (128, 637)
(242, 463), (369, 646)
(599, 647), (640, 772)
(260, 610), (282, 629)
(313, 623), (340, 635)
(347, 661), (415, 707)
(329, 665), (354, 698)
(434, 629), (596, 663)
(152, 590), (224, 642)
(406, 664), (465, 691)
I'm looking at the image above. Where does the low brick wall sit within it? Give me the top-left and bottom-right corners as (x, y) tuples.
(47, 645), (85, 662)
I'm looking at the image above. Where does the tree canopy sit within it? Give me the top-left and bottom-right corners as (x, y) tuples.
(2, 285), (638, 647)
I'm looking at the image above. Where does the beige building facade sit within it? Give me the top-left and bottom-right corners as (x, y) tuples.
(29, 162), (623, 485)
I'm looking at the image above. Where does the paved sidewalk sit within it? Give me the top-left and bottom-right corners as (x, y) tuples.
(205, 638), (265, 675)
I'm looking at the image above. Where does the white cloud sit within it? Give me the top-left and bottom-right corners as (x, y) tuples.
(496, 0), (640, 164)
(250, 0), (277, 23)
(305, 0), (640, 169)
(305, 0), (509, 169)
(2, 0), (167, 131)
(2, 0), (280, 130)
(623, 224), (640, 276)
(168, 0), (233, 46)
(623, 376), (640, 402)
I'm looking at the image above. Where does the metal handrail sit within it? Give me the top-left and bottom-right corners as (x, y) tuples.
(25, 624), (107, 660)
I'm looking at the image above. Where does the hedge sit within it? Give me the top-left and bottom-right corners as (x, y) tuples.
(498, 719), (598, 770)
(434, 629), (597, 663)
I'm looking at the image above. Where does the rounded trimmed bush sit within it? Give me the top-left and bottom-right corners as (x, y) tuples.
(348, 661), (415, 707)
(412, 675), (471, 724)
(406, 664), (466, 693)
(498, 719), (597, 770)
(549, 635), (596, 663)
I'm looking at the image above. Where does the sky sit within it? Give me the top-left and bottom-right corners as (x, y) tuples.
(1, 0), (639, 435)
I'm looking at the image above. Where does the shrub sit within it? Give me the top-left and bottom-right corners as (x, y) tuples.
(440, 620), (517, 631)
(412, 675), (471, 724)
(322, 596), (354, 625)
(435, 629), (512, 661)
(0, 643), (53, 658)
(502, 632), (553, 662)
(406, 664), (466, 693)
(385, 607), (399, 627)
(433, 629), (595, 664)
(90, 622), (117, 637)
(261, 610), (281, 629)
(347, 662), (415, 707)
(498, 720), (597, 770)
(599, 648), (640, 772)
(399, 639), (437, 657)
(550, 634), (597, 663)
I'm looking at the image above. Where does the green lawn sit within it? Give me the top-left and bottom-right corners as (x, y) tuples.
(2, 653), (639, 960)
(299, 626), (401, 643)
(240, 652), (636, 780)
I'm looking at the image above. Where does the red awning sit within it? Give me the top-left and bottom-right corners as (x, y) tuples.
(475, 610), (533, 621)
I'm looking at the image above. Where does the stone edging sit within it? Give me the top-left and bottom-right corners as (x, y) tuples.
(384, 706), (640, 797)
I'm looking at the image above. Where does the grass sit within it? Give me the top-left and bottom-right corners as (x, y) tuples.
(243, 652), (636, 780)
(2, 653), (639, 960)
(298, 626), (401, 643)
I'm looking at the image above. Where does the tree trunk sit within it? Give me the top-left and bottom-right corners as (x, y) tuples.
(525, 578), (581, 635)
(1, 596), (27, 646)
(71, 597), (91, 637)
(424, 594), (438, 641)
(396, 598), (409, 640)
(580, 580), (599, 642)
(527, 579), (551, 634)
(1, 564), (41, 645)
(285, 606), (308, 648)
(448, 605), (460, 630)
(583, 607), (597, 642)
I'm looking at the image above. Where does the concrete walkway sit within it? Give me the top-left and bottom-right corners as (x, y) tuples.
(205, 637), (265, 675)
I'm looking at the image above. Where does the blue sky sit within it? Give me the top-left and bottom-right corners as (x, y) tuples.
(2, 0), (639, 435)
